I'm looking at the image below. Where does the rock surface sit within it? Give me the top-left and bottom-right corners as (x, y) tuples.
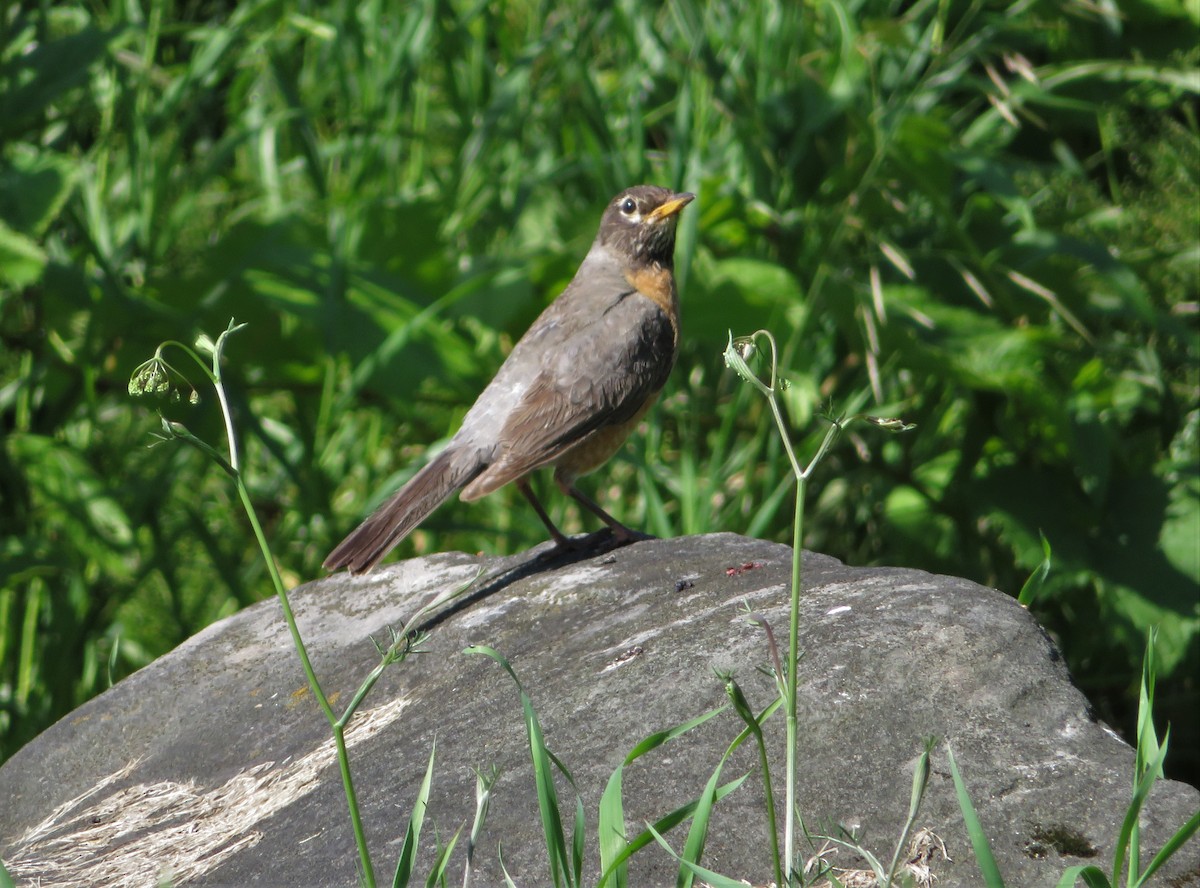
(1, 533), (1197, 887)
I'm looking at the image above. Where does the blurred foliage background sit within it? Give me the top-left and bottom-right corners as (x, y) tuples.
(1, 0), (1197, 784)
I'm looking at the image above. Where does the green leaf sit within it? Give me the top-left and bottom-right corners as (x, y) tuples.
(0, 150), (78, 237)
(0, 219), (46, 287)
(676, 754), (725, 888)
(1112, 724), (1172, 880)
(392, 742), (436, 888)
(1160, 474), (1200, 583)
(0, 25), (118, 141)
(1017, 533), (1053, 606)
(524, 689), (571, 888)
(467, 645), (575, 888)
(422, 826), (461, 888)
(646, 823), (756, 888)
(597, 704), (727, 888)
(947, 746), (1007, 887)
(596, 776), (749, 886)
(1054, 865), (1111, 888)
(1133, 809), (1200, 887)
(1136, 629), (1162, 783)
(6, 433), (134, 559)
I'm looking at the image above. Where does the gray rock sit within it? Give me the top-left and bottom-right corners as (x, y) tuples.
(1, 534), (1197, 887)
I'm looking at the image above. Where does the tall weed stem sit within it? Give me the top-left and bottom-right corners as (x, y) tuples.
(724, 330), (910, 882)
(131, 320), (477, 887)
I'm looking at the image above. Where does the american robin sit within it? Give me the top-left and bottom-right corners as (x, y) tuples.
(324, 185), (695, 574)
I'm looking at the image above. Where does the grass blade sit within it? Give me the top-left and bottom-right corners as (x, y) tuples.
(1016, 532), (1052, 606)
(465, 645), (572, 887)
(498, 843), (518, 888)
(523, 684), (570, 887)
(392, 742), (438, 887)
(424, 826), (462, 888)
(676, 753), (725, 888)
(947, 745), (1007, 887)
(676, 695), (782, 887)
(884, 737), (935, 883)
(572, 794), (585, 887)
(647, 823), (758, 888)
(597, 776), (749, 886)
(1131, 808), (1200, 888)
(461, 765), (498, 888)
(598, 704), (730, 886)
(1111, 731), (1171, 883)
(1055, 865), (1111, 888)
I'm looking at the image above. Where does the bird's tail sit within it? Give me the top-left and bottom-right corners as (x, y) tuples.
(324, 447), (483, 575)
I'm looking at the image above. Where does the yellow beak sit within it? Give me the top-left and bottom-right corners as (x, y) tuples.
(646, 192), (696, 222)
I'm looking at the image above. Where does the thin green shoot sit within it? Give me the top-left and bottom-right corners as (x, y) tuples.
(1017, 533), (1052, 607)
(884, 737), (935, 884)
(462, 766), (500, 888)
(724, 329), (913, 882)
(467, 642), (785, 885)
(719, 673), (783, 888)
(946, 745), (1007, 888)
(597, 704), (730, 887)
(596, 775), (751, 887)
(1106, 628), (1199, 888)
(950, 628), (1200, 888)
(1054, 630), (1200, 888)
(393, 743), (438, 888)
(463, 645), (579, 888)
(423, 826), (463, 888)
(814, 738), (937, 886)
(672, 694), (782, 887)
(645, 823), (763, 888)
(498, 843), (518, 888)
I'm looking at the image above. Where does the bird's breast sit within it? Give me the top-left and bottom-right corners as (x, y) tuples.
(623, 263), (680, 340)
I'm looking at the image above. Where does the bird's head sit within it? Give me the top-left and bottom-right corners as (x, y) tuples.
(598, 186), (695, 266)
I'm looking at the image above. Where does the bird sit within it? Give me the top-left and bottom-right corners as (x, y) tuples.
(324, 185), (695, 574)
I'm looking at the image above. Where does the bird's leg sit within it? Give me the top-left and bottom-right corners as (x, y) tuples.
(554, 472), (652, 545)
(516, 478), (573, 548)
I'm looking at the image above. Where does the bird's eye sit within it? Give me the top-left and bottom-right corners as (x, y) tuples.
(620, 197), (637, 215)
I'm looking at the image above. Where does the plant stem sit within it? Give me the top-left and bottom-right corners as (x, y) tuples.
(754, 333), (848, 883)
(231, 436), (376, 886)
(332, 724), (373, 885)
(764, 380), (804, 882)
(785, 474), (803, 884)
(202, 323), (375, 887)
(735, 329), (811, 884)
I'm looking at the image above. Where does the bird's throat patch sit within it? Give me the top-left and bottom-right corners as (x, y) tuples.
(624, 263), (679, 335)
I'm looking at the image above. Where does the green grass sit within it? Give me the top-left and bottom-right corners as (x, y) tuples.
(1, 0), (1197, 793)
(467, 644), (772, 887)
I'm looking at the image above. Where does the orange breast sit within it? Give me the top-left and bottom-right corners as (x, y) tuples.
(625, 263), (680, 340)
